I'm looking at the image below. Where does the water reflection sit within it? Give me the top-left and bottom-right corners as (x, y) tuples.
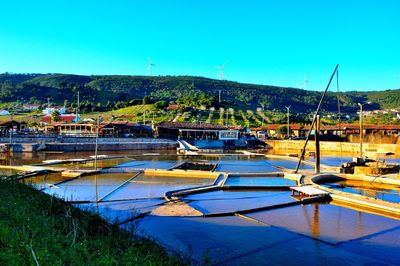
(3, 149), (400, 264)
(322, 180), (400, 203)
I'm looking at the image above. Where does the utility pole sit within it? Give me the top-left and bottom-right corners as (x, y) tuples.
(76, 91), (80, 123)
(9, 106), (13, 145)
(219, 90), (221, 105)
(94, 116), (100, 171)
(261, 104), (265, 127)
(358, 103), (364, 158)
(285, 106), (291, 138)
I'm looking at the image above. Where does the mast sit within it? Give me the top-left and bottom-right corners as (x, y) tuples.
(294, 64), (339, 173)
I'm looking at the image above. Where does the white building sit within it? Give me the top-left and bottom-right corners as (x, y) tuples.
(23, 104), (41, 111)
(0, 110), (10, 116)
(42, 106), (67, 115)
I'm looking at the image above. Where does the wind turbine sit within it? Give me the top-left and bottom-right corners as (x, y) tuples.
(148, 58), (156, 76)
(303, 73), (309, 90)
(216, 62), (227, 105)
(217, 62), (227, 80)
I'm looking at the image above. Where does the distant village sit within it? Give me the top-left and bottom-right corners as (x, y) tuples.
(0, 101), (399, 144)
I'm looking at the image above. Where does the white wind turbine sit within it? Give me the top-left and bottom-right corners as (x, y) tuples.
(216, 62), (227, 105)
(148, 58), (156, 76)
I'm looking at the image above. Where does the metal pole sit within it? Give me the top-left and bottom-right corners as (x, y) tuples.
(315, 115), (321, 174)
(262, 106), (265, 127)
(9, 107), (13, 145)
(359, 103), (363, 158)
(285, 106), (290, 137)
(94, 117), (99, 170)
(294, 64), (339, 173)
(76, 91), (79, 123)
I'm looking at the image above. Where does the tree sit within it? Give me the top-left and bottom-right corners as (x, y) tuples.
(154, 100), (168, 110)
(276, 125), (287, 135)
(142, 95), (151, 105)
(51, 109), (61, 122)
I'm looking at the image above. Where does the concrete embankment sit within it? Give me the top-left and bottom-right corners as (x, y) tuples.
(0, 136), (177, 152)
(0, 143), (45, 152)
(264, 140), (400, 154)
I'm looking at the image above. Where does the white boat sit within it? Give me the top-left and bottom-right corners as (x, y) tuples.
(42, 159), (64, 164)
(89, 155), (109, 159)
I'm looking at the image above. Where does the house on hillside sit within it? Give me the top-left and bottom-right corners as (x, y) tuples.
(23, 104), (41, 111)
(167, 104), (179, 110)
(0, 110), (10, 116)
(42, 106), (67, 115)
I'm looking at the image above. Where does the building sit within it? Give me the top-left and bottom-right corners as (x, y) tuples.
(255, 124), (308, 138)
(42, 114), (77, 123)
(155, 122), (239, 140)
(44, 123), (96, 136)
(43, 122), (153, 137)
(167, 104), (179, 110)
(99, 122), (153, 137)
(0, 120), (27, 135)
(23, 104), (41, 111)
(42, 106), (67, 115)
(253, 123), (400, 140)
(0, 110), (10, 116)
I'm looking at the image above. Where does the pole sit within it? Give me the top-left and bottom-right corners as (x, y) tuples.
(286, 106), (290, 138)
(143, 111), (146, 125)
(294, 64), (339, 173)
(9, 107), (13, 145)
(261, 105), (264, 127)
(94, 116), (99, 170)
(359, 103), (363, 158)
(76, 91), (80, 123)
(315, 115), (321, 174)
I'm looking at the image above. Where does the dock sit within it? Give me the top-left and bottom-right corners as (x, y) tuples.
(61, 169), (100, 178)
(290, 185), (330, 197)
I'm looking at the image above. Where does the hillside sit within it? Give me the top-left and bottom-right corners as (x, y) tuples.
(0, 73), (399, 113)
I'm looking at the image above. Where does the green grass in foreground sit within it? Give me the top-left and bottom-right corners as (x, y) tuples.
(0, 177), (183, 265)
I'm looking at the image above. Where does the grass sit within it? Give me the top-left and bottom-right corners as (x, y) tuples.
(0, 176), (184, 265)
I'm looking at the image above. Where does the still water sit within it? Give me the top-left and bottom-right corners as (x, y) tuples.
(3, 150), (400, 265)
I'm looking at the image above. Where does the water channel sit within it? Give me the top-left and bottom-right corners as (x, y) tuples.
(2, 150), (400, 265)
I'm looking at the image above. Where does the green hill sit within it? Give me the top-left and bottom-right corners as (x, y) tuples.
(0, 73), (399, 113)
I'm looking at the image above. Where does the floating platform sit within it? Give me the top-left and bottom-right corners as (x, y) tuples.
(290, 185), (330, 197)
(61, 169), (100, 178)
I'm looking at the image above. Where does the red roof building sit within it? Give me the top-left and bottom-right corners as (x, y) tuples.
(167, 104), (179, 110)
(42, 114), (77, 123)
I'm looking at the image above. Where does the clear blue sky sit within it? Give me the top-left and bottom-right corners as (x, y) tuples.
(0, 0), (399, 91)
